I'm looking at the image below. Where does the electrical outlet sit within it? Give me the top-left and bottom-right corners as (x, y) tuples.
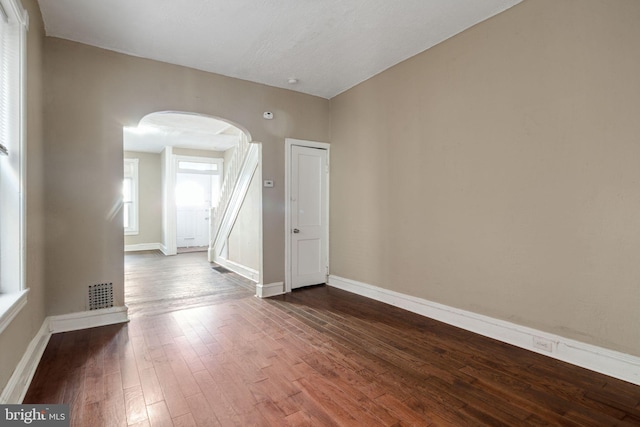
(533, 336), (554, 352)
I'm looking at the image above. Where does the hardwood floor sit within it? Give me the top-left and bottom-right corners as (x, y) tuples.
(24, 253), (640, 426)
(124, 251), (255, 317)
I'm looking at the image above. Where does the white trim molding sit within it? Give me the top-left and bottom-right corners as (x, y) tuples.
(328, 275), (640, 386)
(48, 306), (129, 334)
(161, 146), (177, 256)
(3, 0), (28, 27)
(256, 282), (285, 298)
(125, 242), (162, 252)
(215, 257), (259, 283)
(159, 243), (171, 256)
(0, 319), (50, 404)
(123, 158), (139, 235)
(212, 144), (259, 259)
(0, 289), (28, 335)
(0, 306), (129, 403)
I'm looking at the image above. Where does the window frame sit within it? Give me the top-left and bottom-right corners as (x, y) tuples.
(0, 0), (29, 335)
(123, 158), (139, 236)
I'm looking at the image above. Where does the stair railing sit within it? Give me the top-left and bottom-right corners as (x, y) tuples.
(211, 133), (250, 245)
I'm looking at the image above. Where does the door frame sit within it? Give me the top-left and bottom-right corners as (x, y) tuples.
(284, 138), (330, 293)
(174, 155), (224, 249)
(162, 152), (223, 255)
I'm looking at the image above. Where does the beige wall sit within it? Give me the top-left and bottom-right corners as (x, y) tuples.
(123, 151), (162, 246)
(227, 166), (261, 271)
(0, 0), (46, 393)
(43, 37), (330, 315)
(329, 0), (640, 357)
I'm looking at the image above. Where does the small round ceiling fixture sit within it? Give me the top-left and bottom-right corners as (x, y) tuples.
(288, 78), (298, 85)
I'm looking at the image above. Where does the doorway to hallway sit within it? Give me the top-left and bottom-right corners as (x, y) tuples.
(122, 111), (262, 309)
(175, 156), (223, 251)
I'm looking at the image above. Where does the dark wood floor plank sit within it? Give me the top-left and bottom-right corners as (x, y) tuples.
(203, 359), (258, 415)
(23, 251), (640, 426)
(374, 393), (433, 426)
(458, 352), (630, 423)
(153, 360), (191, 419)
(120, 344), (142, 391)
(300, 350), (387, 401)
(190, 369), (237, 425)
(293, 376), (371, 426)
(171, 413), (196, 427)
(259, 363), (302, 401)
(146, 401), (173, 427)
(168, 337), (206, 374)
(458, 365), (585, 427)
(139, 367), (164, 406)
(104, 371), (124, 401)
(102, 394), (128, 427)
(124, 385), (149, 426)
(84, 331), (106, 405)
(167, 352), (202, 399)
(185, 393), (220, 427)
(132, 335), (154, 372)
(254, 399), (287, 425)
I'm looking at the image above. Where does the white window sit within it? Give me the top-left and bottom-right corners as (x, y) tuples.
(0, 0), (29, 333)
(123, 158), (139, 235)
(177, 161), (218, 172)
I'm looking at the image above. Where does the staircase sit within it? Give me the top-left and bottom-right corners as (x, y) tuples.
(208, 133), (259, 275)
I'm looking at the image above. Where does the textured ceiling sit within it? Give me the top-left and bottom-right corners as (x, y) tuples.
(37, 0), (522, 99)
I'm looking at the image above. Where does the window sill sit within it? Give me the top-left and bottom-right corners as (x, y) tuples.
(124, 230), (139, 236)
(0, 289), (29, 335)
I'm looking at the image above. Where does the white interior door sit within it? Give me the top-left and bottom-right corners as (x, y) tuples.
(174, 157), (223, 249)
(290, 145), (328, 289)
(176, 172), (213, 248)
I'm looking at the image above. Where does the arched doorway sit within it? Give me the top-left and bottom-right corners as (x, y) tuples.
(122, 111), (262, 315)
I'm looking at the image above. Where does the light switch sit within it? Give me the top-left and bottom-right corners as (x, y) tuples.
(264, 180), (274, 188)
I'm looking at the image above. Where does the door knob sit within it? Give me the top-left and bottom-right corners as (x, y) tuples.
(293, 228), (300, 234)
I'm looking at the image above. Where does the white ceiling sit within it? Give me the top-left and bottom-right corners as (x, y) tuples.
(123, 112), (243, 153)
(37, 0), (522, 99)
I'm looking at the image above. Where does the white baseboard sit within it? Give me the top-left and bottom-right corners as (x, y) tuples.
(159, 243), (174, 256)
(215, 257), (259, 283)
(256, 282), (285, 298)
(0, 320), (50, 404)
(328, 275), (640, 386)
(1, 306), (130, 403)
(124, 243), (162, 252)
(48, 306), (129, 334)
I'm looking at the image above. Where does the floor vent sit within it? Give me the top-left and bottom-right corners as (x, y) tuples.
(88, 282), (114, 310)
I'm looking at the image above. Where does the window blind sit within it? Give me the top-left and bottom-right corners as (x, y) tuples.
(0, 0), (27, 296)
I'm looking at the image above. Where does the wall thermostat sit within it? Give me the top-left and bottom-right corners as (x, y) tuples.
(263, 112), (273, 120)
